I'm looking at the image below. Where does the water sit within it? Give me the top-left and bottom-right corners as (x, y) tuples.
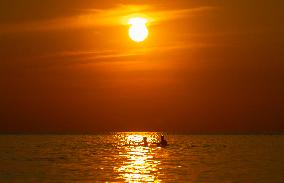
(0, 133), (284, 182)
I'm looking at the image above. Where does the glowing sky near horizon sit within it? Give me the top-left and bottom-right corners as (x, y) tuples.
(0, 0), (284, 132)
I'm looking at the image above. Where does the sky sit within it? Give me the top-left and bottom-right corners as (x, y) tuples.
(1, 0), (284, 133)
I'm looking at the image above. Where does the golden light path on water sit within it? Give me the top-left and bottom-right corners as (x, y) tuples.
(113, 132), (165, 182)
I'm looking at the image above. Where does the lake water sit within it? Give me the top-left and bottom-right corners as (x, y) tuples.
(0, 133), (284, 182)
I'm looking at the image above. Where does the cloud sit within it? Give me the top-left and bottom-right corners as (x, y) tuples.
(34, 41), (213, 67)
(0, 4), (215, 33)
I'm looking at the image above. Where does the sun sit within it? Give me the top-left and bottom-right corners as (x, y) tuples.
(128, 17), (149, 43)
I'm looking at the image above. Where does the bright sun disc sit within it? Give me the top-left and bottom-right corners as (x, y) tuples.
(128, 17), (148, 42)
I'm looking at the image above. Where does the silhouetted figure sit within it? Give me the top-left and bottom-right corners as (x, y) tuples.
(143, 137), (148, 147)
(159, 135), (168, 146)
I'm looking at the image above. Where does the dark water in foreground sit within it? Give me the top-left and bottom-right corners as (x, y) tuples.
(0, 133), (284, 182)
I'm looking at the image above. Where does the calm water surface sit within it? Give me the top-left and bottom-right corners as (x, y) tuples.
(0, 133), (284, 182)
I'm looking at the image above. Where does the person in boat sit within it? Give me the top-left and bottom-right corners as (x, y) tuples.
(158, 135), (168, 146)
(142, 137), (148, 147)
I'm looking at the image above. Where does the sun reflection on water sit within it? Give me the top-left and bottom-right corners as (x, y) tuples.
(114, 132), (163, 182)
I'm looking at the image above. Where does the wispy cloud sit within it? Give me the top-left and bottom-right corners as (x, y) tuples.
(36, 41), (213, 67)
(0, 5), (215, 33)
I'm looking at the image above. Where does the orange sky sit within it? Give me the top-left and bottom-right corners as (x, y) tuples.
(1, 0), (284, 132)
